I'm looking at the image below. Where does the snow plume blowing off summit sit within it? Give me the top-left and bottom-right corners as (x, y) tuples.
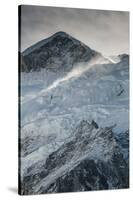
(43, 63), (93, 93)
(22, 54), (116, 104)
(42, 55), (108, 94)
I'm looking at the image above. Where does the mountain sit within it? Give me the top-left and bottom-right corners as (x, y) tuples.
(21, 31), (100, 72)
(20, 121), (129, 195)
(19, 32), (129, 195)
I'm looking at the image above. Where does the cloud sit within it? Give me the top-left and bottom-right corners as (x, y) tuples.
(20, 5), (129, 55)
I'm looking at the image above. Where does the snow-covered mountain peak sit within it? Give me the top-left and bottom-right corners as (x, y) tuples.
(51, 31), (70, 38)
(20, 32), (129, 194)
(22, 31), (70, 56)
(21, 32), (100, 72)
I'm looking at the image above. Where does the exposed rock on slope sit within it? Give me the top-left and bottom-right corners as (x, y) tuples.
(21, 32), (99, 72)
(20, 120), (129, 195)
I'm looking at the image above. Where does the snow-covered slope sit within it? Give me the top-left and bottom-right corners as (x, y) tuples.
(19, 32), (129, 195)
(20, 121), (128, 194)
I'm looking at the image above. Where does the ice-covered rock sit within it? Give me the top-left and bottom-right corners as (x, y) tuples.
(20, 121), (129, 195)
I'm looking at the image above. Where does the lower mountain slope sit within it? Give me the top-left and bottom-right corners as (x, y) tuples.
(20, 120), (129, 195)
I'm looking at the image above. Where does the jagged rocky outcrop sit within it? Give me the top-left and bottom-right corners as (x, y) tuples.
(20, 120), (129, 195)
(21, 31), (100, 72)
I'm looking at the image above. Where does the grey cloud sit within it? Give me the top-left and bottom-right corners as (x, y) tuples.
(20, 5), (129, 56)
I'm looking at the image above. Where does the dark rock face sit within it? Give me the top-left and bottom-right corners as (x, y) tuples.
(118, 54), (129, 70)
(44, 156), (128, 194)
(21, 32), (99, 72)
(20, 120), (129, 195)
(119, 54), (129, 62)
(114, 130), (129, 162)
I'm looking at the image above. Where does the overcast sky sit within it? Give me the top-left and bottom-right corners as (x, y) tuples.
(20, 5), (129, 56)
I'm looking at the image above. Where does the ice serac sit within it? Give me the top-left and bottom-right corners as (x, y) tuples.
(20, 121), (129, 195)
(21, 31), (100, 72)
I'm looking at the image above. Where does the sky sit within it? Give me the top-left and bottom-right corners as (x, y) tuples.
(20, 5), (129, 56)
